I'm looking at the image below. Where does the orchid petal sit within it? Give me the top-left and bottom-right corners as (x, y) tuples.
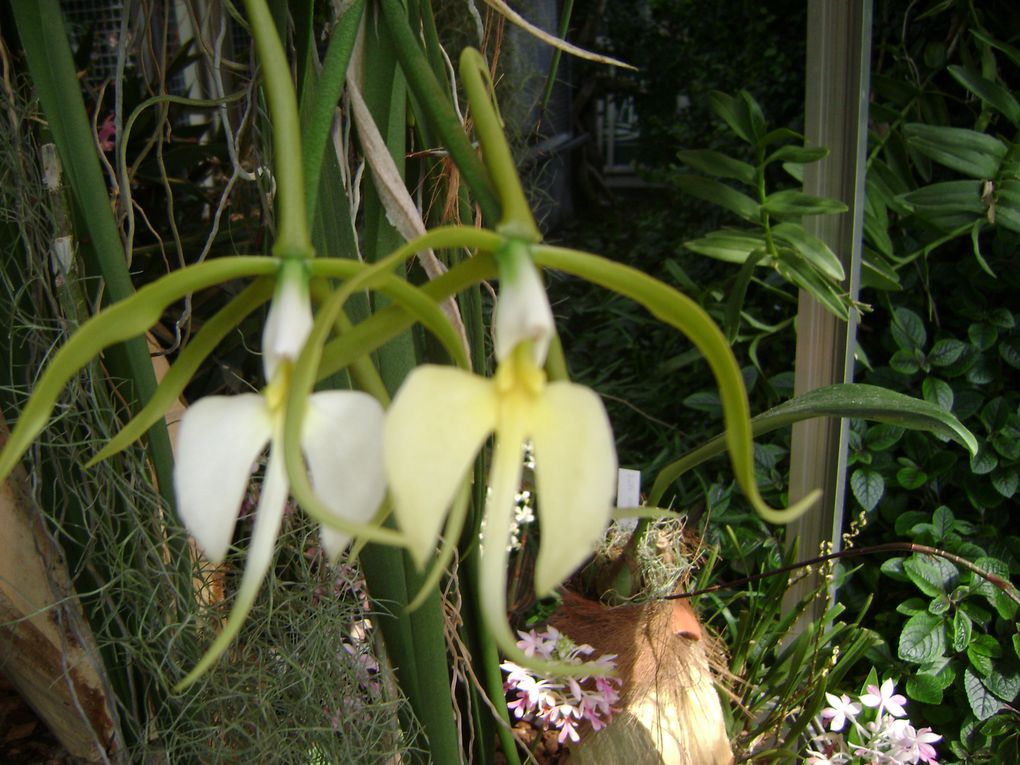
(262, 263), (312, 380)
(174, 439), (289, 690)
(303, 391), (386, 560)
(530, 382), (617, 594)
(384, 365), (498, 567)
(494, 241), (554, 365)
(173, 394), (272, 563)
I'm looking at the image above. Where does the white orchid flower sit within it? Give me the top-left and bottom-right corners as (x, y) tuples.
(173, 262), (385, 686)
(384, 243), (617, 663)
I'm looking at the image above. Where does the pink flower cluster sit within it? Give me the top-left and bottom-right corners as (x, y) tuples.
(501, 626), (621, 744)
(807, 678), (941, 765)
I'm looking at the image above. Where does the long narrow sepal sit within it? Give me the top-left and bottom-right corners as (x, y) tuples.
(173, 439), (290, 691)
(87, 279), (274, 467)
(0, 257), (277, 486)
(532, 244), (821, 523)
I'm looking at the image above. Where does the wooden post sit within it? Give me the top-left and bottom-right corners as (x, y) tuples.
(0, 422), (118, 762)
(785, 0), (872, 623)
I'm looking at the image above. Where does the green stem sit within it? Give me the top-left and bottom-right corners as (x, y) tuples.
(459, 48), (539, 240)
(243, 0), (312, 257)
(301, 0), (365, 226)
(378, 2), (501, 224)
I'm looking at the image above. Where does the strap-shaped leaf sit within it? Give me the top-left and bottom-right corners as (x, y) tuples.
(675, 149), (756, 185)
(683, 230), (768, 264)
(947, 65), (1020, 125)
(904, 123), (1007, 179)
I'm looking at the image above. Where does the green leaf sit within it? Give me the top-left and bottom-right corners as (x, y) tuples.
(969, 644), (994, 676)
(965, 667), (1004, 720)
(969, 633), (1003, 659)
(953, 610), (973, 652)
(992, 469), (1018, 498)
(682, 390), (722, 415)
(931, 506), (955, 538)
(675, 149), (756, 185)
(968, 322), (998, 351)
(761, 190), (847, 217)
(897, 464), (929, 490)
(648, 383), (978, 503)
(900, 180), (986, 217)
(895, 511), (929, 536)
(861, 253), (902, 291)
(899, 612), (947, 663)
(999, 337), (1020, 370)
(947, 65), (1020, 124)
(851, 469), (884, 512)
(890, 349), (922, 375)
(683, 230), (768, 264)
(882, 557), (908, 582)
(907, 672), (945, 704)
(766, 145), (829, 165)
(987, 307), (1015, 329)
(984, 668), (1020, 703)
(771, 222), (845, 281)
(970, 445), (999, 475)
(922, 377), (954, 411)
(904, 554), (959, 597)
(903, 123), (1008, 178)
(928, 339), (969, 367)
(709, 90), (755, 144)
(672, 175), (760, 221)
(864, 423), (905, 450)
(892, 308), (927, 350)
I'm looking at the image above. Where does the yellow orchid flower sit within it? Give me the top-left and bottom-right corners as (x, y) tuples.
(384, 242), (617, 664)
(173, 261), (386, 688)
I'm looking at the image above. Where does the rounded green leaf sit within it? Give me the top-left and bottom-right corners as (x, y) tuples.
(965, 667), (1004, 720)
(899, 612), (947, 663)
(851, 468), (884, 512)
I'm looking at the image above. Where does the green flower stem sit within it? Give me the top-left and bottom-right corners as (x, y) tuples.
(0, 257), (278, 488)
(378, 2), (501, 225)
(301, 0), (365, 226)
(459, 48), (540, 241)
(87, 278), (275, 466)
(243, 0), (312, 257)
(532, 244), (821, 524)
